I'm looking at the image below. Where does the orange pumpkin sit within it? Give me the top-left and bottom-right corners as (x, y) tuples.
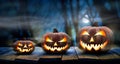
(41, 29), (71, 53)
(77, 26), (113, 52)
(13, 40), (35, 54)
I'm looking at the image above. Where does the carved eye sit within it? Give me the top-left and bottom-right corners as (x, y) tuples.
(28, 43), (33, 47)
(46, 37), (53, 42)
(81, 31), (89, 35)
(95, 30), (106, 37)
(59, 37), (67, 42)
(18, 43), (23, 46)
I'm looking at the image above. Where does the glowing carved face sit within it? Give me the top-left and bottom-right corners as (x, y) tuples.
(42, 32), (71, 53)
(78, 27), (113, 51)
(14, 40), (35, 54)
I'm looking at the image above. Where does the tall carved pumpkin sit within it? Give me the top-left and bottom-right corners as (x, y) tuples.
(41, 29), (71, 53)
(13, 40), (35, 54)
(77, 23), (113, 52)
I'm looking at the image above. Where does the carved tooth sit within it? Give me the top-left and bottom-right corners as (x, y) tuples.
(51, 47), (55, 51)
(91, 44), (94, 48)
(85, 43), (87, 47)
(86, 45), (92, 51)
(57, 48), (61, 51)
(28, 49), (30, 51)
(94, 44), (100, 51)
(26, 49), (28, 52)
(82, 42), (85, 46)
(23, 49), (25, 52)
(54, 47), (57, 49)
(60, 47), (62, 49)
(82, 42), (85, 48)
(57, 47), (59, 50)
(95, 44), (97, 47)
(100, 44), (104, 49)
(98, 44), (100, 47)
(87, 44), (89, 46)
(94, 47), (99, 51)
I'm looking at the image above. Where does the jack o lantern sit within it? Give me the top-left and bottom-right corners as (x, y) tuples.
(13, 40), (35, 54)
(77, 23), (113, 52)
(41, 28), (71, 53)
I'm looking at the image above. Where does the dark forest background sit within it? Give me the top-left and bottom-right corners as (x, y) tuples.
(0, 0), (120, 47)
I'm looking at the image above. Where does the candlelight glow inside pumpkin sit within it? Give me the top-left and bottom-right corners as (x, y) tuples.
(42, 29), (71, 53)
(13, 40), (35, 54)
(43, 36), (69, 52)
(77, 26), (113, 52)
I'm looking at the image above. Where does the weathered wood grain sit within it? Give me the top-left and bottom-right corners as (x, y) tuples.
(0, 46), (120, 63)
(15, 55), (40, 61)
(0, 55), (17, 61)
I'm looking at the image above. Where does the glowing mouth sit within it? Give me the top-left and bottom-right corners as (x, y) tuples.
(17, 47), (33, 52)
(43, 44), (69, 52)
(80, 40), (108, 51)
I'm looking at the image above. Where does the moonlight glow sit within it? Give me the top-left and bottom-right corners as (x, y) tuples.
(82, 18), (89, 23)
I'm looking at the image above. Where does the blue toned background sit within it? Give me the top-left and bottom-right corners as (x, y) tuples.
(0, 0), (120, 46)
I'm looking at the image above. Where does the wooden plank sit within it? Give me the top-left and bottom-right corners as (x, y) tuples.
(15, 55), (40, 61)
(98, 54), (120, 60)
(62, 56), (78, 60)
(0, 55), (17, 61)
(78, 55), (99, 59)
(0, 46), (120, 63)
(15, 55), (38, 64)
(40, 55), (61, 58)
(62, 47), (78, 61)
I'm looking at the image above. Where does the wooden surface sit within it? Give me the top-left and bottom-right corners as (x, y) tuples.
(0, 46), (120, 64)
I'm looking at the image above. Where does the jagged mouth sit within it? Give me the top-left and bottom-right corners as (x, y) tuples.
(80, 40), (108, 51)
(43, 44), (69, 52)
(17, 47), (33, 52)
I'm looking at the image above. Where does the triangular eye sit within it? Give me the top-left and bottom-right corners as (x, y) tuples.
(95, 30), (106, 37)
(46, 37), (53, 42)
(28, 43), (33, 47)
(59, 37), (67, 42)
(81, 31), (89, 35)
(18, 43), (23, 46)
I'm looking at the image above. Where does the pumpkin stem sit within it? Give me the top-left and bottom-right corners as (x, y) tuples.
(53, 28), (58, 33)
(92, 22), (99, 27)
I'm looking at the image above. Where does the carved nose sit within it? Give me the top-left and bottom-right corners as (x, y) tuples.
(24, 44), (27, 48)
(90, 37), (94, 42)
(54, 42), (58, 46)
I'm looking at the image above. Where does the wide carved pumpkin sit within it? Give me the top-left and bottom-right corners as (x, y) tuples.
(77, 25), (113, 52)
(13, 40), (35, 54)
(41, 29), (71, 53)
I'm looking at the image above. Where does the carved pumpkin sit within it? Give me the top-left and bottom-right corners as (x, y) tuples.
(41, 29), (71, 53)
(77, 25), (113, 52)
(13, 40), (35, 54)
